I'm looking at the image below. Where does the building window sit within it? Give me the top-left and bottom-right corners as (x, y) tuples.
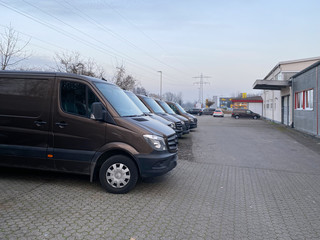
(295, 92), (303, 109)
(277, 73), (283, 80)
(295, 89), (313, 110)
(305, 89), (313, 110)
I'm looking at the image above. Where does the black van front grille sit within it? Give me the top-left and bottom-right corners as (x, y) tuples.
(175, 121), (182, 131)
(184, 121), (190, 129)
(167, 134), (178, 152)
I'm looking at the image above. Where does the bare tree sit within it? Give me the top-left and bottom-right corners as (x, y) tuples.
(163, 91), (183, 105)
(113, 65), (136, 90)
(148, 93), (160, 99)
(54, 51), (105, 78)
(133, 86), (148, 95)
(0, 25), (31, 70)
(205, 99), (215, 107)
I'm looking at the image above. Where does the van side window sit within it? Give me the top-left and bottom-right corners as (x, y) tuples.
(169, 104), (178, 114)
(0, 78), (50, 117)
(60, 81), (99, 118)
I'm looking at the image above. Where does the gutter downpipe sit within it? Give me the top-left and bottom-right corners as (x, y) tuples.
(317, 66), (319, 136)
(291, 77), (294, 128)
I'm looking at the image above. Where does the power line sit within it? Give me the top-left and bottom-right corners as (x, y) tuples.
(0, 1), (166, 77)
(56, 0), (185, 74)
(193, 73), (211, 107)
(0, 1), (199, 88)
(101, 1), (200, 74)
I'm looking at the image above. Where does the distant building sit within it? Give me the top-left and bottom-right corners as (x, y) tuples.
(219, 97), (232, 109)
(211, 96), (218, 109)
(231, 96), (263, 115)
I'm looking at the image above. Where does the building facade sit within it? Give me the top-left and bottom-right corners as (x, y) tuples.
(219, 97), (232, 109)
(292, 61), (320, 136)
(231, 96), (263, 115)
(253, 57), (320, 126)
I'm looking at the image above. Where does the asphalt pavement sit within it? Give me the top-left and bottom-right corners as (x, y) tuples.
(1, 115), (320, 240)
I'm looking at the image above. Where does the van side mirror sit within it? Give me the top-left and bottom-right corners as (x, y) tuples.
(91, 102), (106, 121)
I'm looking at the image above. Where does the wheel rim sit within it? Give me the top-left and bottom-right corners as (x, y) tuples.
(106, 163), (131, 188)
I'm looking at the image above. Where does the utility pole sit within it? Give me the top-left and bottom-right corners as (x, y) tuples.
(193, 73), (211, 108)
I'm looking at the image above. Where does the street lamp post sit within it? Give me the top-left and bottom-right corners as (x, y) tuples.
(158, 71), (162, 100)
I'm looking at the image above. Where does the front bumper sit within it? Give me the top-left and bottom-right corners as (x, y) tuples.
(135, 151), (178, 178)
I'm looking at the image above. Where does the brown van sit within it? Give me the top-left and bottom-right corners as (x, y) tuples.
(0, 71), (178, 194)
(136, 95), (184, 137)
(155, 99), (190, 134)
(231, 109), (260, 119)
(166, 101), (198, 129)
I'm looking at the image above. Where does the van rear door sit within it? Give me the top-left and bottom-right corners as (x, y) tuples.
(0, 75), (54, 169)
(52, 78), (105, 174)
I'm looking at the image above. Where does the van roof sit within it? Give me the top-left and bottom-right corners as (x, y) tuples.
(0, 71), (110, 85)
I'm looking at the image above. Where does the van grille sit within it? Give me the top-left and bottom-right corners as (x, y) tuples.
(175, 121), (183, 131)
(167, 134), (178, 152)
(184, 121), (190, 129)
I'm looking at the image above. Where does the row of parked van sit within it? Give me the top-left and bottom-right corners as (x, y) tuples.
(125, 91), (197, 138)
(0, 71), (197, 194)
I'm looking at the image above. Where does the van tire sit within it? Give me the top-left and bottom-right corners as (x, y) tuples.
(235, 115), (240, 119)
(253, 116), (257, 120)
(99, 155), (138, 194)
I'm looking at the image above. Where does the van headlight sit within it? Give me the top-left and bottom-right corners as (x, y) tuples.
(143, 135), (167, 151)
(169, 122), (176, 129)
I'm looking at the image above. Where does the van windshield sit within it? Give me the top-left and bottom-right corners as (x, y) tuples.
(158, 101), (175, 114)
(95, 83), (143, 117)
(143, 97), (165, 114)
(175, 103), (187, 114)
(125, 92), (151, 114)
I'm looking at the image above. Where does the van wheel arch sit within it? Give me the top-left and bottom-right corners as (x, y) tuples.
(99, 154), (138, 194)
(92, 150), (140, 182)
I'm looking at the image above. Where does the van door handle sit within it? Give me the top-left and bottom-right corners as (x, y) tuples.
(55, 121), (68, 128)
(34, 120), (47, 127)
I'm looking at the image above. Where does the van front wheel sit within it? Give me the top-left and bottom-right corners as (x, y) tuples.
(99, 155), (138, 194)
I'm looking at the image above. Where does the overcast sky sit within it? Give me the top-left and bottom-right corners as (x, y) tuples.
(1, 0), (320, 103)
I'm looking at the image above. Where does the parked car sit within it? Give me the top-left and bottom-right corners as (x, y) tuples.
(187, 108), (202, 115)
(202, 108), (215, 115)
(231, 109), (260, 119)
(213, 109), (224, 117)
(0, 71), (178, 194)
(166, 101), (198, 129)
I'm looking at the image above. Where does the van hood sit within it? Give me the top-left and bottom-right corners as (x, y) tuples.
(172, 114), (188, 122)
(156, 113), (181, 123)
(123, 116), (175, 137)
(187, 113), (197, 119)
(148, 113), (172, 126)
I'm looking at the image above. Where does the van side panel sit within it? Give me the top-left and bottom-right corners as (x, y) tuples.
(0, 76), (54, 169)
(51, 78), (106, 174)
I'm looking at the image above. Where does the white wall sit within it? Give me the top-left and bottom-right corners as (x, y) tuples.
(263, 90), (282, 123)
(248, 103), (263, 115)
